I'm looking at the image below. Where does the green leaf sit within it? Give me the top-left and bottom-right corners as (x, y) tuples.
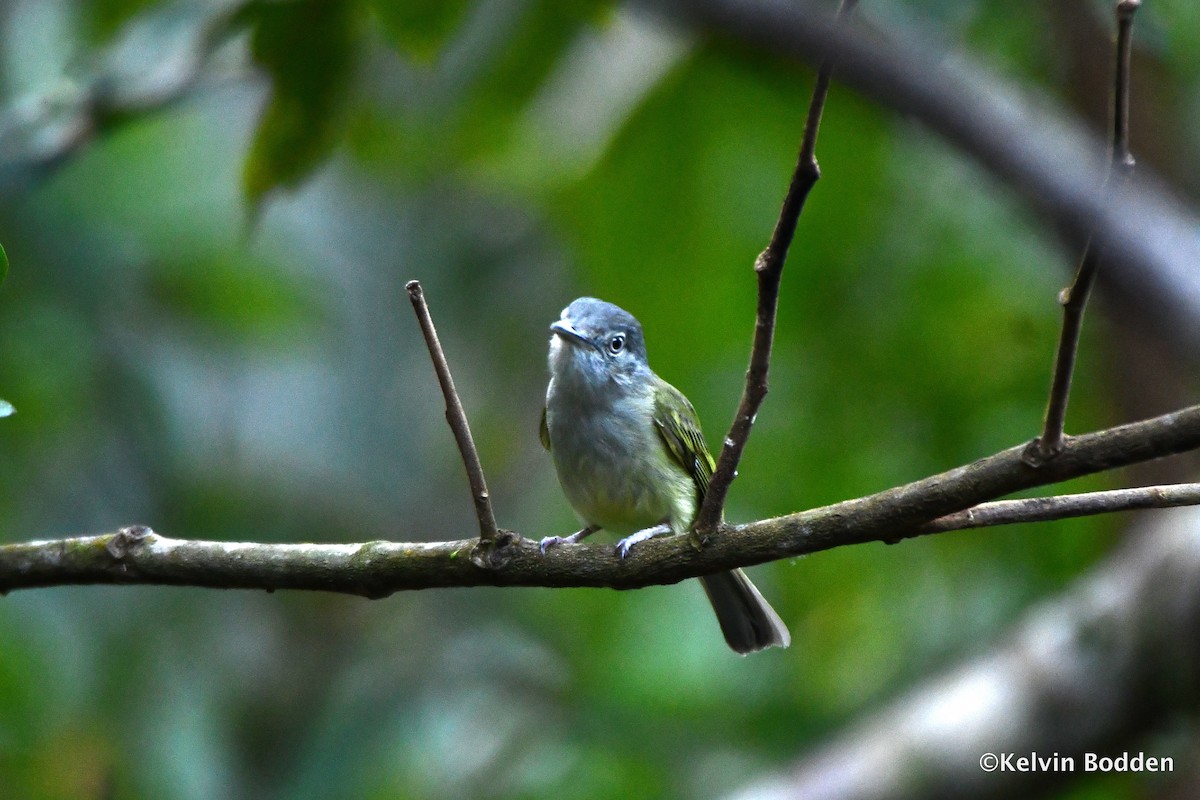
(368, 0), (470, 63)
(0, 242), (7, 287)
(0, 400), (13, 418)
(241, 0), (363, 212)
(346, 0), (616, 181)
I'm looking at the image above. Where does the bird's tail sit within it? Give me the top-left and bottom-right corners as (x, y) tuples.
(700, 569), (791, 654)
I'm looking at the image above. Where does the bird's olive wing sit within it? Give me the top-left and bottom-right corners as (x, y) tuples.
(652, 379), (716, 498)
(539, 405), (551, 451)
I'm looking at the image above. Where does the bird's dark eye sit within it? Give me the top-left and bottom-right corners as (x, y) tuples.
(608, 334), (625, 354)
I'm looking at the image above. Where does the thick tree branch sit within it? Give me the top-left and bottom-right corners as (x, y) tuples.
(405, 281), (499, 541)
(4, 1), (1200, 359)
(0, 2), (249, 189)
(696, 0), (857, 532)
(5, 404), (1200, 595)
(1031, 0), (1140, 461)
(0, 1), (1198, 609)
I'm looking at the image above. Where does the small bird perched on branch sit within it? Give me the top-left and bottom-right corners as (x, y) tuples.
(539, 297), (790, 654)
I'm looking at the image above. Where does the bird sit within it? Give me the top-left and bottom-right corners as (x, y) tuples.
(538, 297), (790, 654)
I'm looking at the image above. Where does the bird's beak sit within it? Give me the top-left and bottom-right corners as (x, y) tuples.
(550, 319), (599, 351)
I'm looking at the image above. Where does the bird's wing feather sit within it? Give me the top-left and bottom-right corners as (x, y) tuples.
(539, 405), (551, 451)
(652, 378), (715, 499)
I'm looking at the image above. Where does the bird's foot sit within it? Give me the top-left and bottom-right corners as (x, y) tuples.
(615, 524), (671, 559)
(539, 526), (599, 554)
(538, 536), (569, 554)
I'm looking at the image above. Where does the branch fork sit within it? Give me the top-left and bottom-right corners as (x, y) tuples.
(695, 0), (859, 533)
(6, 403), (1200, 594)
(2, 0), (1196, 603)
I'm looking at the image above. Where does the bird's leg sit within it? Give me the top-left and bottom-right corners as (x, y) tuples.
(615, 523), (672, 559)
(539, 525), (600, 554)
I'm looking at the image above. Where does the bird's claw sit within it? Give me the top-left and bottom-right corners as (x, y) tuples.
(539, 536), (567, 555)
(614, 524), (669, 560)
(539, 526), (599, 554)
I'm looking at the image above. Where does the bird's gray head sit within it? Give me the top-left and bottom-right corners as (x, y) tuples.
(548, 297), (651, 392)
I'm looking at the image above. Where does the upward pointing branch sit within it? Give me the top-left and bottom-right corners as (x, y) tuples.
(695, 0), (858, 533)
(1028, 0), (1139, 464)
(406, 281), (500, 541)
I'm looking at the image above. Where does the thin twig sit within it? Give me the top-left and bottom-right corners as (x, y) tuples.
(918, 482), (1199, 534)
(405, 281), (499, 541)
(735, 518), (1200, 799)
(6, 402), (1200, 595)
(1028, 0), (1139, 463)
(675, 0), (1200, 357)
(695, 0), (859, 533)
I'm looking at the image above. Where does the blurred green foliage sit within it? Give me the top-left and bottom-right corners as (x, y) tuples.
(241, 0), (363, 210)
(0, 1), (1191, 798)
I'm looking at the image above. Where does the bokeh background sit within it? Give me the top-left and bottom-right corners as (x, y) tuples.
(0, 0), (1198, 797)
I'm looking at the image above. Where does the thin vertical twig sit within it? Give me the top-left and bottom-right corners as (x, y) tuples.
(406, 280), (500, 541)
(695, 0), (859, 533)
(1027, 0), (1139, 464)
